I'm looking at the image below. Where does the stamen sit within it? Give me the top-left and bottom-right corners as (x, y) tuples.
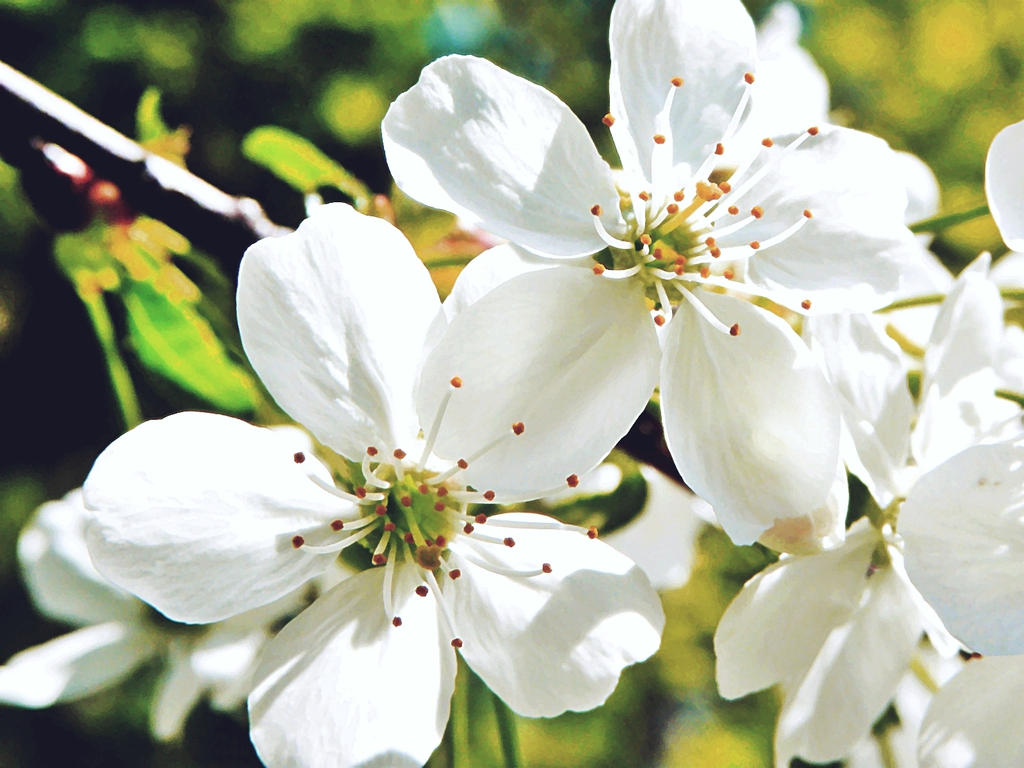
(730, 323), (741, 336)
(361, 452), (391, 490)
(596, 263), (643, 280)
(602, 113), (615, 127)
(308, 473), (385, 504)
(372, 528), (392, 564)
(801, 299), (812, 310)
(296, 524), (378, 554)
(512, 421), (525, 436)
(750, 214), (810, 251)
(460, 551), (549, 578)
(676, 285), (737, 336)
(382, 541), (397, 618)
(293, 452), (305, 464)
(655, 279), (673, 325)
(418, 382), (458, 470)
(590, 207), (633, 249)
(423, 569), (461, 648)
(292, 535), (304, 548)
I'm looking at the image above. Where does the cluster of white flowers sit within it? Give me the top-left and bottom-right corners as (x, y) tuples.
(6, 1), (1024, 766)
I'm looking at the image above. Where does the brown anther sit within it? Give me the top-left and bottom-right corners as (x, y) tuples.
(639, 234), (652, 246)
(566, 473), (580, 488)
(393, 449), (406, 459)
(376, 504), (388, 516)
(807, 126), (819, 136)
(475, 513), (488, 524)
(384, 521), (396, 531)
(542, 563), (552, 573)
(424, 537), (433, 546)
(400, 496), (412, 507)
(653, 247), (663, 259)
(673, 190), (685, 202)
(744, 72), (755, 84)
(415, 544), (444, 570)
(392, 616), (403, 627)
(483, 490), (496, 501)
(801, 299), (812, 310)
(404, 532), (415, 544)
(587, 526), (599, 539)
(293, 451), (305, 464)
(761, 138), (774, 148)
(291, 535), (305, 548)
(723, 268), (735, 280)
(418, 483), (429, 494)
(463, 523), (475, 534)
(435, 535), (447, 547)
(590, 204), (602, 216)
(355, 487), (367, 498)
(675, 256), (687, 266)
(638, 190), (651, 201)
(730, 323), (741, 336)
(803, 209), (813, 219)
(451, 638), (464, 649)
(719, 181), (732, 193)
(715, 142), (725, 155)
(700, 265), (711, 278)
(654, 315), (666, 327)
(450, 376), (463, 388)
(512, 422), (525, 435)
(728, 205), (739, 215)
(671, 76), (684, 87)
(696, 181), (723, 201)
(432, 501), (443, 512)
(674, 264), (686, 275)
(602, 113), (615, 127)
(593, 264), (606, 275)
(666, 203), (679, 215)
(449, 569), (462, 580)
(751, 206), (764, 219)
(457, 459), (469, 469)
(503, 537), (516, 547)
(705, 236), (717, 248)
(710, 247), (722, 258)
(415, 585), (429, 597)
(330, 519), (344, 531)
(653, 134), (667, 145)
(373, 554), (387, 565)
(749, 240), (761, 250)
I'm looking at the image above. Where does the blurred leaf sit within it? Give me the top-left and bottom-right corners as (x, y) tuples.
(242, 126), (370, 207)
(135, 87), (191, 163)
(123, 281), (258, 413)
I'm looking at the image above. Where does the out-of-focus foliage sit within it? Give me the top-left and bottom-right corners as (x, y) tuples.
(1, 0), (1022, 765)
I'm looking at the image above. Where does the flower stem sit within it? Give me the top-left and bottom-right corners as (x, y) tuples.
(880, 286), (1024, 313)
(996, 389), (1024, 407)
(491, 689), (521, 768)
(908, 203), (990, 234)
(449, 665), (471, 768)
(424, 255), (475, 270)
(80, 289), (142, 430)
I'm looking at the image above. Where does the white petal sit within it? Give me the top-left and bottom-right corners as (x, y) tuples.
(901, 438), (1024, 655)
(919, 656), (1024, 768)
(897, 150), (941, 225)
(715, 522), (878, 700)
(729, 126), (914, 311)
(249, 564), (456, 768)
(19, 489), (144, 626)
(383, 55), (618, 258)
(416, 266), (659, 498)
(603, 465), (711, 590)
(985, 119), (1024, 252)
(0, 622), (157, 707)
(448, 513), (663, 716)
(151, 646), (206, 741)
(84, 413), (346, 624)
(660, 290), (842, 549)
(990, 250), (1024, 286)
(440, 243), (562, 322)
(608, 0), (756, 180)
(238, 203), (439, 458)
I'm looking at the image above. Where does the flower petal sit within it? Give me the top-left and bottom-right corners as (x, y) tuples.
(417, 266), (659, 498)
(918, 656), (1024, 768)
(901, 438), (1024, 656)
(608, 0), (756, 180)
(383, 55), (618, 258)
(84, 412), (347, 624)
(724, 126), (914, 311)
(660, 290), (842, 548)
(238, 203), (439, 458)
(985, 118), (1024, 252)
(19, 489), (144, 626)
(249, 564), (456, 768)
(0, 622), (157, 708)
(448, 513), (663, 716)
(151, 646), (206, 741)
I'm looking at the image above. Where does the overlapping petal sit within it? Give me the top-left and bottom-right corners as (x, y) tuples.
(84, 412), (345, 624)
(447, 513), (663, 717)
(985, 118), (1024, 252)
(383, 55), (619, 258)
(660, 290), (842, 548)
(249, 564), (456, 768)
(238, 203), (439, 458)
(416, 267), (659, 498)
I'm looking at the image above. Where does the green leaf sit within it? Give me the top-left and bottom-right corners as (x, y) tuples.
(135, 87), (171, 144)
(242, 125), (371, 207)
(123, 281), (259, 413)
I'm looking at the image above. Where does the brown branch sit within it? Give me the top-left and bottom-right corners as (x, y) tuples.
(0, 59), (686, 488)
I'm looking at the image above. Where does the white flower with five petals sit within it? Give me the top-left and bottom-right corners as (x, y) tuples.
(83, 203), (664, 768)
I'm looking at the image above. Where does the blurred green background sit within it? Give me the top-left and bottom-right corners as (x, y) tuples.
(0, 0), (1017, 765)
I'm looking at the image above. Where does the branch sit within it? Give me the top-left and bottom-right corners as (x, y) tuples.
(0, 59), (686, 489)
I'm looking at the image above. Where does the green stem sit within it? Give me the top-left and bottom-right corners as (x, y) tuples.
(80, 290), (142, 429)
(909, 203), (990, 234)
(450, 666), (471, 768)
(996, 389), (1024, 407)
(881, 286), (1024, 313)
(876, 727), (899, 768)
(424, 255), (475, 270)
(491, 689), (521, 768)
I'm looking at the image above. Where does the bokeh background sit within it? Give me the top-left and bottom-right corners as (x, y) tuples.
(0, 0), (1017, 765)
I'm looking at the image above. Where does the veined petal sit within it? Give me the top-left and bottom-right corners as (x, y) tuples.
(448, 513), (663, 717)
(726, 126), (914, 311)
(985, 119), (1024, 252)
(238, 203), (439, 459)
(84, 413), (346, 624)
(249, 564), (456, 768)
(19, 489), (144, 627)
(608, 0), (756, 180)
(417, 266), (659, 498)
(918, 656), (1024, 768)
(383, 55), (618, 258)
(901, 438), (1024, 656)
(661, 290), (842, 549)
(0, 622), (158, 708)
